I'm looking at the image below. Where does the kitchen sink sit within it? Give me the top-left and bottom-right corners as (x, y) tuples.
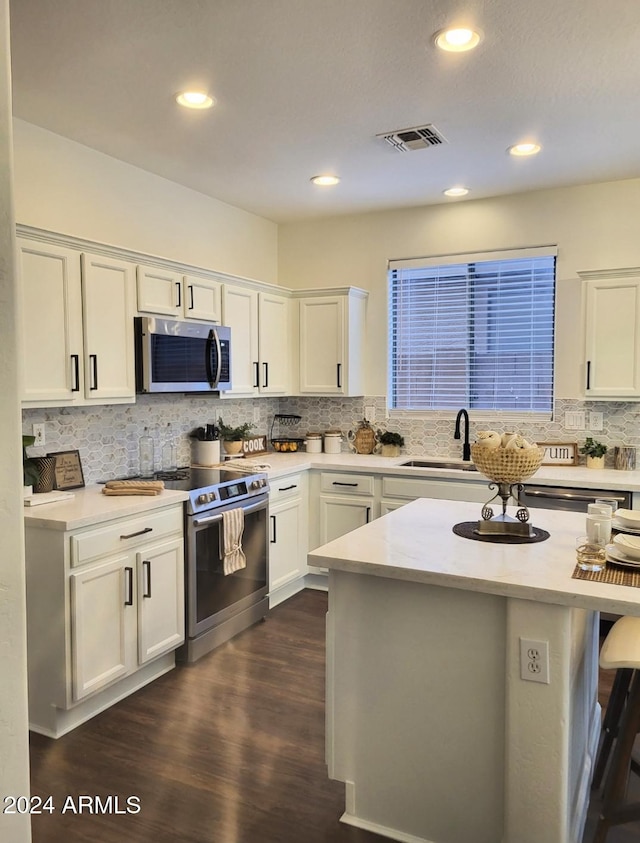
(400, 459), (478, 471)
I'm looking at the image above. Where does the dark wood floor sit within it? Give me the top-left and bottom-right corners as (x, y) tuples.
(29, 590), (385, 843)
(29, 590), (640, 843)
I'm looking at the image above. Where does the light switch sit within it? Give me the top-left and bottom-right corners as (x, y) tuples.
(564, 411), (586, 430)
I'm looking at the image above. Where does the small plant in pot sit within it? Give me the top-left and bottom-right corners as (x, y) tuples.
(217, 418), (254, 455)
(22, 434), (40, 494)
(580, 437), (607, 469)
(379, 431), (405, 458)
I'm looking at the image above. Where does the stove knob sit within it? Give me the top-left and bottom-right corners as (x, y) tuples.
(197, 493), (208, 505)
(208, 492), (216, 502)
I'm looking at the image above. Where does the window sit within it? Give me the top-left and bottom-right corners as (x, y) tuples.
(388, 248), (556, 414)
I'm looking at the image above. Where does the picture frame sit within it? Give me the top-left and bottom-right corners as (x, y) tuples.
(47, 449), (85, 490)
(538, 442), (578, 466)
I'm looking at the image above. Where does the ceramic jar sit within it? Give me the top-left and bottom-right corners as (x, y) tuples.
(305, 433), (323, 453)
(324, 430), (343, 454)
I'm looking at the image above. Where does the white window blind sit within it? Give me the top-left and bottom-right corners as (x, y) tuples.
(388, 249), (556, 413)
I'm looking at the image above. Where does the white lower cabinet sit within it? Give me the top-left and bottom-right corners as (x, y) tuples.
(319, 496), (375, 544)
(269, 473), (308, 607)
(25, 503), (184, 738)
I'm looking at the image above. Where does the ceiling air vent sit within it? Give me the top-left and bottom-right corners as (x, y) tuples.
(377, 123), (447, 152)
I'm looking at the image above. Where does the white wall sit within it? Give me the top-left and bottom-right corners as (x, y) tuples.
(278, 179), (640, 398)
(13, 119), (278, 284)
(0, 2), (32, 840)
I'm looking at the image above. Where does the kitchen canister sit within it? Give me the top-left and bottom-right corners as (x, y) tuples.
(614, 446), (636, 471)
(323, 430), (343, 454)
(305, 433), (323, 453)
(192, 439), (221, 466)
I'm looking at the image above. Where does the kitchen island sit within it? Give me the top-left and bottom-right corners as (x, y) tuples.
(309, 498), (640, 843)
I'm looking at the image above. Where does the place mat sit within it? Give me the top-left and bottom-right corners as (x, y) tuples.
(452, 521), (550, 544)
(572, 561), (640, 588)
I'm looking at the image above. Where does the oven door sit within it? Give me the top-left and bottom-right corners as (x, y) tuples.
(186, 496), (268, 638)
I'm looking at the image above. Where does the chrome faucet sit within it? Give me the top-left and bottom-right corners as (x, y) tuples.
(454, 409), (471, 462)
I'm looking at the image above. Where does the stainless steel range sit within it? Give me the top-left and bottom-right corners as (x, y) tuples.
(150, 466), (270, 663)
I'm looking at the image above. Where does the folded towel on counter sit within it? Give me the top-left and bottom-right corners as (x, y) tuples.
(102, 479), (165, 496)
(222, 459), (272, 473)
(102, 488), (162, 496)
(222, 507), (246, 575)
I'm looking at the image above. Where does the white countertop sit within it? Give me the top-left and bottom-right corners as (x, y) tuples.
(263, 451), (640, 490)
(23, 485), (189, 531)
(308, 497), (640, 615)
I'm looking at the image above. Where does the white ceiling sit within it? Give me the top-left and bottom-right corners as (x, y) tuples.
(9, 0), (640, 223)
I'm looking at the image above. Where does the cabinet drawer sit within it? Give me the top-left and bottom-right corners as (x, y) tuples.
(70, 506), (183, 568)
(382, 475), (486, 503)
(270, 474), (303, 502)
(321, 472), (374, 496)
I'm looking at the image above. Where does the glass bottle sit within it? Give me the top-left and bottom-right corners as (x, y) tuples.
(161, 423), (177, 472)
(139, 427), (155, 478)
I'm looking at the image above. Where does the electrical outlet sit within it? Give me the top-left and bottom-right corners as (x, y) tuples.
(589, 411), (604, 432)
(32, 423), (46, 446)
(519, 638), (550, 684)
(364, 405), (376, 423)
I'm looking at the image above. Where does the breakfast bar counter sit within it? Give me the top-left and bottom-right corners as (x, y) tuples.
(309, 498), (640, 843)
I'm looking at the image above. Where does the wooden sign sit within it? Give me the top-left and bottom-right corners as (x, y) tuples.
(539, 442), (578, 466)
(241, 435), (268, 456)
(48, 449), (86, 489)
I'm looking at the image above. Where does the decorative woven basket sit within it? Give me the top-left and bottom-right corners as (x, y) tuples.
(471, 444), (544, 484)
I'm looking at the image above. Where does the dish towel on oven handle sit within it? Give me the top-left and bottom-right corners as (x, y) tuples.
(222, 507), (246, 575)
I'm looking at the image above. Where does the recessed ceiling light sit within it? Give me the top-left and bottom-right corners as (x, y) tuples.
(443, 186), (469, 197)
(508, 142), (541, 157)
(176, 91), (215, 109)
(310, 175), (340, 186)
(434, 27), (481, 52)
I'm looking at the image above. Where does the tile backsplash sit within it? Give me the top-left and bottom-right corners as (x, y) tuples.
(23, 395), (640, 484)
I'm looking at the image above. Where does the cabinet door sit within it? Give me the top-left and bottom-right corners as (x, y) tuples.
(299, 297), (345, 393)
(136, 265), (182, 317)
(70, 556), (134, 701)
(222, 285), (259, 395)
(258, 292), (290, 393)
(319, 495), (374, 545)
(81, 253), (136, 400)
(584, 278), (640, 397)
(269, 498), (305, 592)
(184, 275), (222, 323)
(18, 239), (84, 404)
(136, 538), (185, 665)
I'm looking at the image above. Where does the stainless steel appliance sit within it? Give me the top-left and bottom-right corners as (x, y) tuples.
(519, 484), (632, 513)
(128, 466), (269, 662)
(134, 316), (232, 393)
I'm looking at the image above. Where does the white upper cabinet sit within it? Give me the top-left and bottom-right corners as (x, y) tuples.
(18, 238), (84, 405)
(258, 292), (290, 394)
(18, 239), (136, 407)
(222, 285), (290, 397)
(136, 264), (221, 323)
(81, 253), (136, 401)
(298, 288), (367, 396)
(582, 270), (640, 398)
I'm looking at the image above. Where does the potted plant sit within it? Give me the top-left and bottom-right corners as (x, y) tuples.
(580, 437), (607, 469)
(379, 431), (405, 458)
(217, 418), (254, 455)
(22, 434), (40, 495)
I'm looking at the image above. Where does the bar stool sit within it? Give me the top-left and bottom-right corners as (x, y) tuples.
(592, 615), (640, 843)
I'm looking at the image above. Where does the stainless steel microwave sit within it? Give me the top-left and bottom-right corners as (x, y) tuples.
(134, 316), (232, 393)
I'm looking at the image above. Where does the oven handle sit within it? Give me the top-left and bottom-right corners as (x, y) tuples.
(192, 497), (267, 526)
(523, 488), (629, 503)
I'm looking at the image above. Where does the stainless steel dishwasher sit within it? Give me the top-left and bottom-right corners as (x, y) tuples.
(519, 484), (632, 513)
